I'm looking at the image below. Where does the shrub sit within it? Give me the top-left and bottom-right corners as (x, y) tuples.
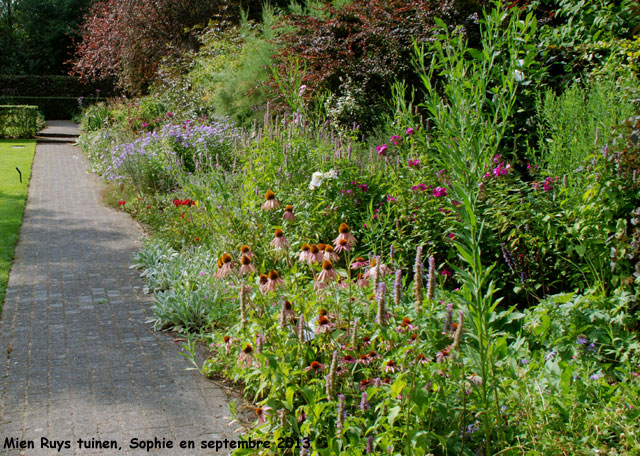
(0, 105), (45, 138)
(274, 0), (488, 132)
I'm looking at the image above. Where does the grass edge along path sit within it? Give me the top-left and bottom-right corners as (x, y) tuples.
(0, 139), (36, 313)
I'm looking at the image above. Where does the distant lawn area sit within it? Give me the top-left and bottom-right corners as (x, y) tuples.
(0, 139), (35, 313)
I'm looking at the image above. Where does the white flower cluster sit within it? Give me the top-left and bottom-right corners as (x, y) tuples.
(309, 169), (338, 190)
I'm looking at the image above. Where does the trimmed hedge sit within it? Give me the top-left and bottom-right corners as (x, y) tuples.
(0, 105), (45, 138)
(0, 75), (117, 119)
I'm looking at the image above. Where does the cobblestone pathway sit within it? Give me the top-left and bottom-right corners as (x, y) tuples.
(0, 123), (237, 455)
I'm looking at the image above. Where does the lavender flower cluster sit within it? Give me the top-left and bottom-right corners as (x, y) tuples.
(102, 118), (241, 184)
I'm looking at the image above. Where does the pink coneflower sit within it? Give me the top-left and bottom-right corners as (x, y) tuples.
(334, 223), (357, 247)
(363, 256), (392, 281)
(356, 272), (370, 288)
(397, 317), (416, 333)
(367, 350), (381, 362)
(259, 273), (269, 294)
(279, 300), (296, 328)
(308, 244), (323, 264)
(282, 204), (295, 221)
(238, 344), (255, 367)
(262, 190), (281, 211)
(239, 254), (257, 275)
(334, 238), (351, 254)
(239, 244), (256, 259)
(323, 244), (339, 262)
(341, 354), (358, 364)
(304, 360), (327, 374)
(264, 270), (284, 293)
(317, 260), (337, 283)
(254, 407), (268, 425)
(351, 257), (369, 269)
(214, 253), (234, 279)
(299, 243), (311, 262)
(223, 335), (233, 354)
(415, 353), (429, 365)
(314, 315), (333, 334)
(270, 228), (289, 250)
(436, 346), (452, 363)
(384, 359), (399, 374)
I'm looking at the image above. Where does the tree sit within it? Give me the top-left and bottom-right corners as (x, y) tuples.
(71, 0), (240, 93)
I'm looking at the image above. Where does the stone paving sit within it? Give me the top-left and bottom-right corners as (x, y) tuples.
(0, 123), (237, 455)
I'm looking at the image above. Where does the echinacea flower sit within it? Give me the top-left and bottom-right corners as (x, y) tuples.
(308, 244), (323, 264)
(334, 238), (351, 254)
(299, 243), (311, 262)
(363, 256), (392, 281)
(397, 317), (416, 333)
(282, 204), (295, 221)
(254, 407), (267, 425)
(305, 360), (327, 374)
(264, 270), (284, 293)
(334, 223), (357, 247)
(384, 359), (399, 374)
(324, 244), (339, 262)
(415, 353), (429, 365)
(351, 257), (369, 269)
(239, 254), (257, 275)
(239, 244), (256, 259)
(223, 335), (233, 354)
(279, 300), (296, 328)
(262, 190), (281, 211)
(259, 273), (269, 294)
(314, 315), (333, 334)
(316, 260), (337, 285)
(270, 228), (289, 250)
(215, 253), (234, 279)
(341, 354), (358, 364)
(356, 272), (370, 288)
(238, 344), (255, 367)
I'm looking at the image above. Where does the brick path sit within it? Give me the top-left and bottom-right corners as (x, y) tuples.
(0, 123), (237, 455)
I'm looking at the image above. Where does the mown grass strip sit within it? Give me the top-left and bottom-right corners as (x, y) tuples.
(0, 139), (36, 313)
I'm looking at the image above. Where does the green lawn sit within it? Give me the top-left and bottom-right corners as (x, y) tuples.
(0, 139), (35, 313)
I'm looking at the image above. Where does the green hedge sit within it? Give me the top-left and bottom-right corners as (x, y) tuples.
(0, 75), (117, 119)
(0, 105), (44, 138)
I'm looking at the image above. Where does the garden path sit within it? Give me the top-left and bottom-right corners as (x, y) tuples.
(0, 121), (237, 455)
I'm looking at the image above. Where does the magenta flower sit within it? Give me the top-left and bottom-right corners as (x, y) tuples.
(442, 269), (452, 278)
(376, 144), (388, 156)
(492, 162), (510, 177)
(433, 187), (448, 198)
(389, 135), (401, 145)
(405, 127), (415, 136)
(408, 159), (420, 168)
(412, 183), (428, 192)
